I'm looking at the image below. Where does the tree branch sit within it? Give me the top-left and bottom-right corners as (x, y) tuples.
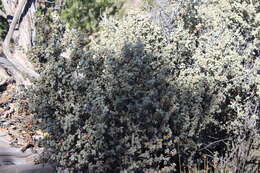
(3, 0), (27, 49)
(2, 0), (39, 84)
(0, 9), (7, 18)
(0, 56), (27, 84)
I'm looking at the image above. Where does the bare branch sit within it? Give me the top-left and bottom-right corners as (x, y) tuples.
(0, 9), (7, 18)
(0, 56), (26, 84)
(2, 0), (39, 82)
(3, 0), (27, 49)
(1, 0), (16, 16)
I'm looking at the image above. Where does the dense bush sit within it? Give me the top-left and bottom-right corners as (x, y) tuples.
(27, 12), (179, 172)
(23, 0), (259, 172)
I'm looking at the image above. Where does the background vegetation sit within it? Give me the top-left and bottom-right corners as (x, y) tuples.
(59, 0), (124, 33)
(0, 1), (8, 39)
(0, 0), (124, 42)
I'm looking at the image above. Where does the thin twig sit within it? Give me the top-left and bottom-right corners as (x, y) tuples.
(199, 138), (230, 151)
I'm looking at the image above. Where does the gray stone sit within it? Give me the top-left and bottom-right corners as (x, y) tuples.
(0, 136), (56, 172)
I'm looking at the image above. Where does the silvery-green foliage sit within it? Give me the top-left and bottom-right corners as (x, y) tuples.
(93, 0), (259, 170)
(156, 0), (260, 170)
(24, 0), (259, 172)
(149, 0), (202, 42)
(26, 12), (179, 172)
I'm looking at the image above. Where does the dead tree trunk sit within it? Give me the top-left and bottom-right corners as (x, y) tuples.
(0, 0), (39, 85)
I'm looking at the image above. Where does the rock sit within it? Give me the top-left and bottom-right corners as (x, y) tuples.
(0, 163), (56, 173)
(0, 134), (56, 173)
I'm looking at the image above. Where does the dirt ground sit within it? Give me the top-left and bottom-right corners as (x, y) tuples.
(0, 82), (56, 172)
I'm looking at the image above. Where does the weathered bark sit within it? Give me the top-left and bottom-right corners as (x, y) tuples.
(1, 0), (39, 85)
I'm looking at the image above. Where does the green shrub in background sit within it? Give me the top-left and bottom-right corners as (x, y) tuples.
(30, 0), (123, 52)
(0, 16), (8, 39)
(60, 0), (124, 33)
(0, 1), (8, 40)
(31, 0), (125, 55)
(23, 0), (259, 172)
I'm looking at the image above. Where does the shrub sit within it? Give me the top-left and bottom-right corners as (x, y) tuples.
(23, 0), (259, 172)
(60, 0), (124, 33)
(27, 11), (179, 172)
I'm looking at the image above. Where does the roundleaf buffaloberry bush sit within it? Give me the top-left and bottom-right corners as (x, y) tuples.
(22, 0), (259, 172)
